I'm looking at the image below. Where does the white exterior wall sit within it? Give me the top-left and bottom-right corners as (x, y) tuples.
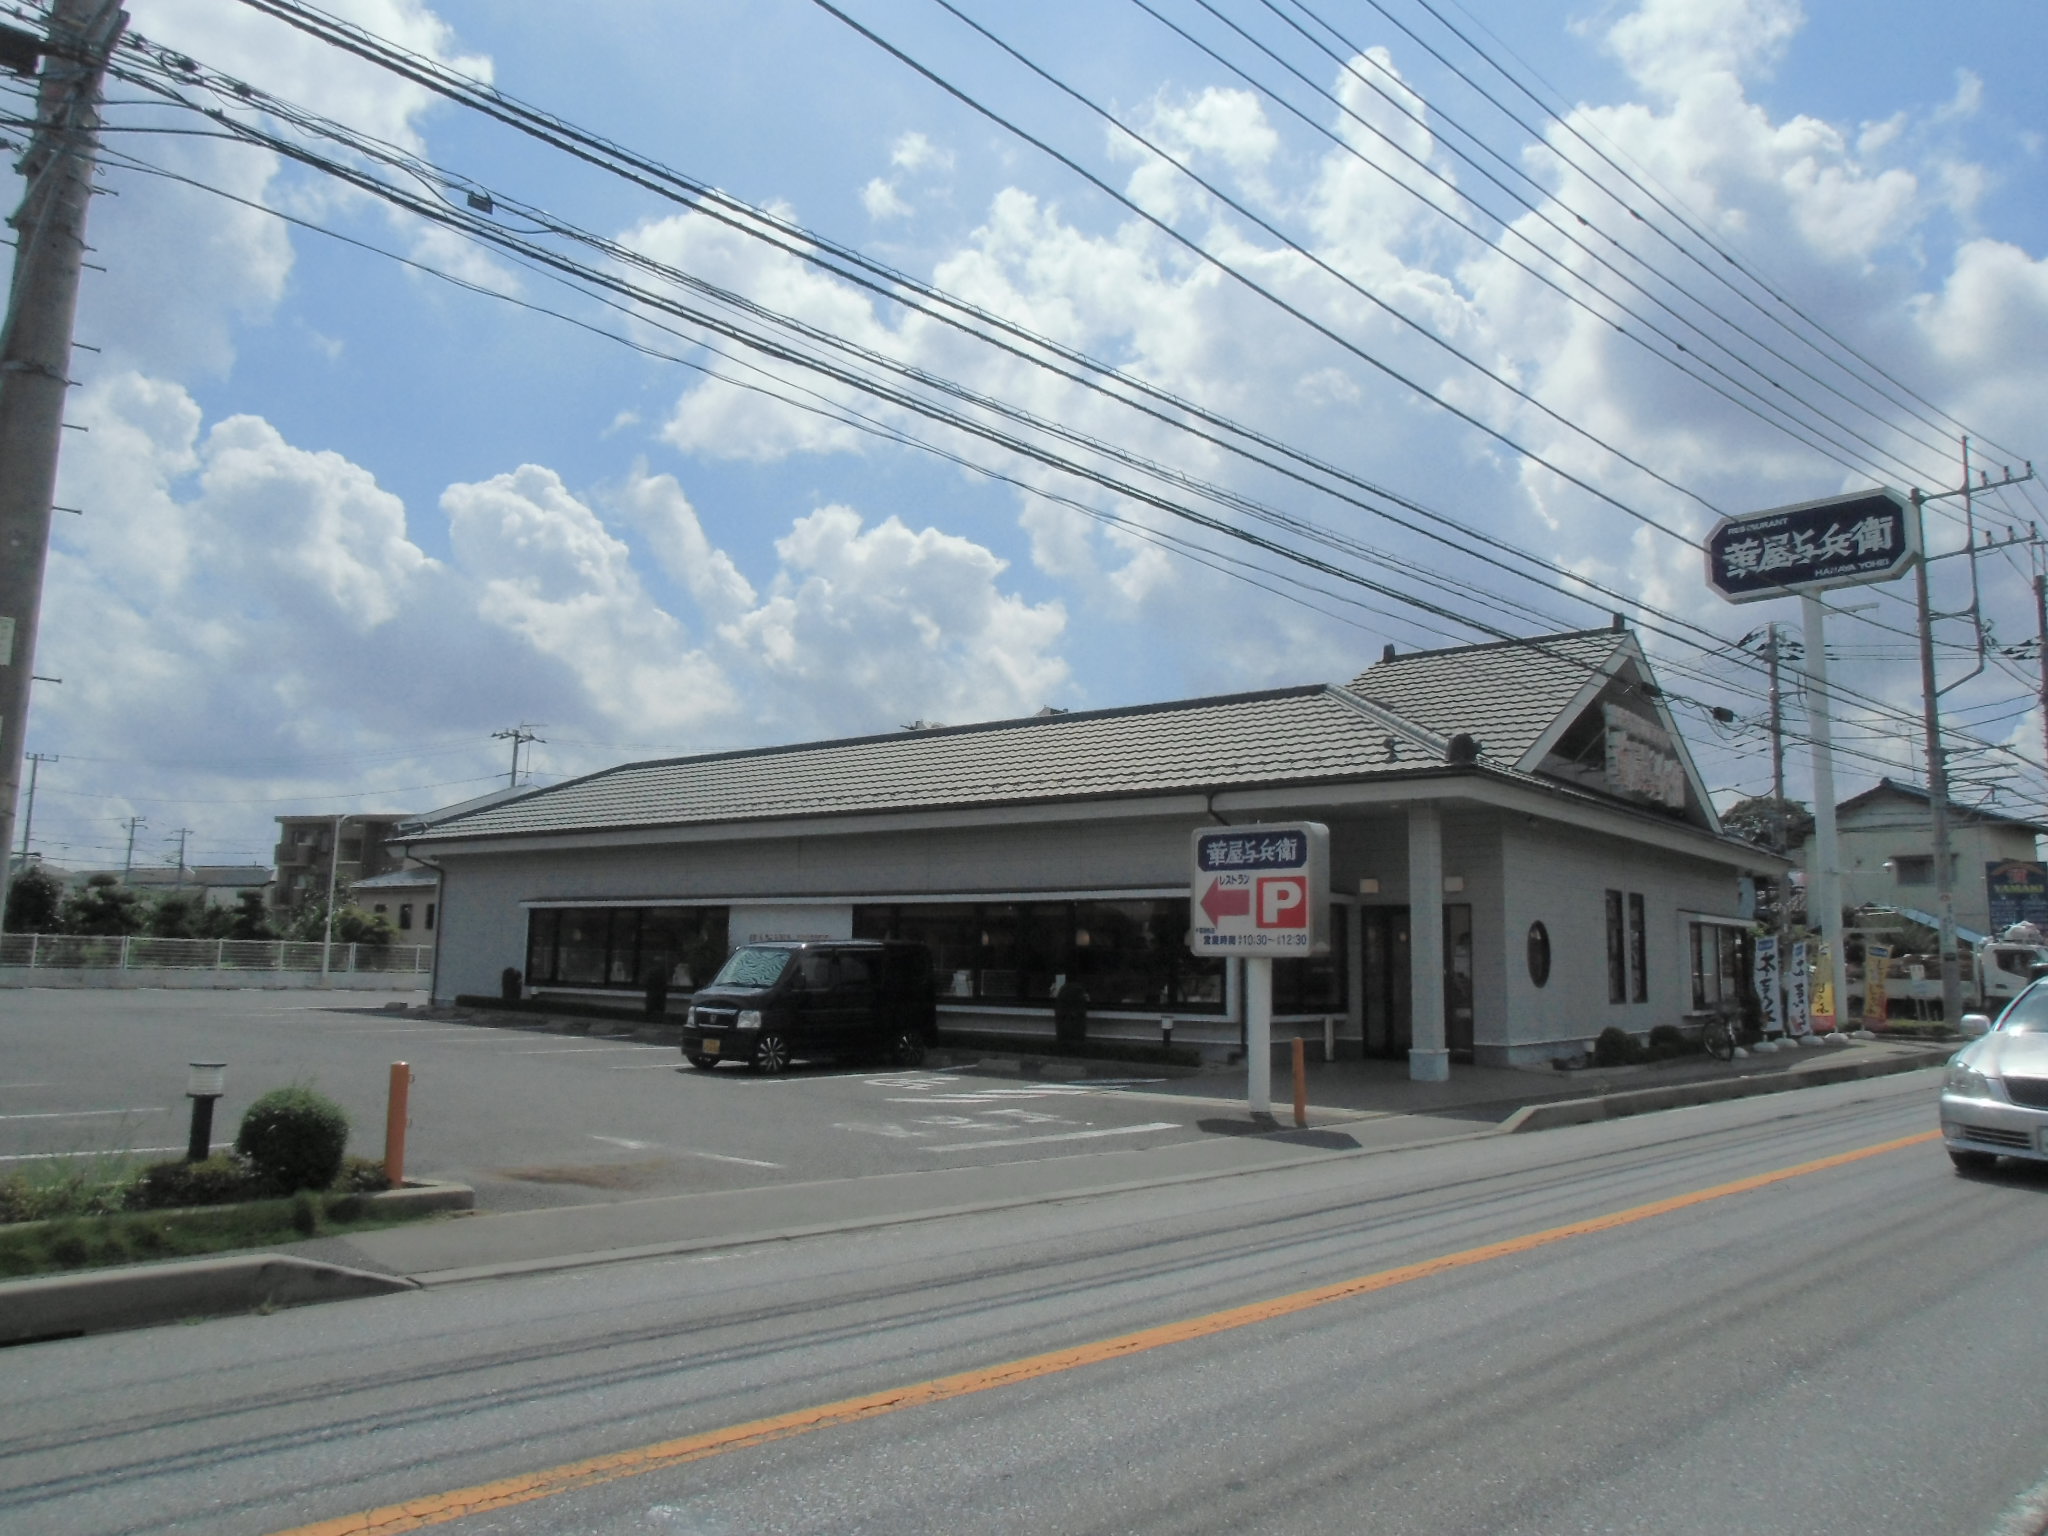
(1498, 820), (1742, 1067)
(431, 812), (1203, 1002)
(1835, 813), (2040, 936)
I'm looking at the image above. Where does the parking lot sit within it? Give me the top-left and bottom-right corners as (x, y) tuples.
(0, 989), (1234, 1210)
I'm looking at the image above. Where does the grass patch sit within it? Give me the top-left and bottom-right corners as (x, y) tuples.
(0, 1189), (441, 1280)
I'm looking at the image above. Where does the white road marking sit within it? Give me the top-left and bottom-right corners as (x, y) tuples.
(610, 1063), (682, 1070)
(0, 1144), (202, 1162)
(0, 1107), (166, 1120)
(589, 1133), (781, 1168)
(0, 1082), (52, 1089)
(922, 1121), (1180, 1153)
(516, 1045), (673, 1054)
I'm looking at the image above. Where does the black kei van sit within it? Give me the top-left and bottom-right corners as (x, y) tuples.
(680, 940), (937, 1073)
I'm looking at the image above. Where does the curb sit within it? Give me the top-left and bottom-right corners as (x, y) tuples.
(0, 1255), (417, 1346)
(363, 1179), (476, 1216)
(1497, 1049), (1947, 1132)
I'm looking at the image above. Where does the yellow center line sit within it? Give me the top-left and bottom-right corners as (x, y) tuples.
(274, 1128), (1939, 1536)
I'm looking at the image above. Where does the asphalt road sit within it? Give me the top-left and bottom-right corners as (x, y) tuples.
(0, 990), (1249, 1208)
(7, 1073), (2047, 1536)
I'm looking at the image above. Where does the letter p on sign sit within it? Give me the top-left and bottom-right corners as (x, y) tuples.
(1257, 876), (1308, 928)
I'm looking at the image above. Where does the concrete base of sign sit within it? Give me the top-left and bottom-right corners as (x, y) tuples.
(1409, 1047), (1450, 1082)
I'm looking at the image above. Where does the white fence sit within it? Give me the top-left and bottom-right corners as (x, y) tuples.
(0, 934), (432, 974)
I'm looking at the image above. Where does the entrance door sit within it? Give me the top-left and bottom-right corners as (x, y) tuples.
(1360, 905), (1474, 1060)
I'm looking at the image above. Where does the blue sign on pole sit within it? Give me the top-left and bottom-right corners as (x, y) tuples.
(1705, 488), (1916, 604)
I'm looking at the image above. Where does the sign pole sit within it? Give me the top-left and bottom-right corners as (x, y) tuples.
(1800, 594), (1846, 1030)
(1245, 956), (1272, 1115)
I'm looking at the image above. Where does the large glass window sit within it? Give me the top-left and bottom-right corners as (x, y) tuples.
(856, 898), (1229, 1013)
(525, 905), (730, 991)
(1274, 904), (1349, 1014)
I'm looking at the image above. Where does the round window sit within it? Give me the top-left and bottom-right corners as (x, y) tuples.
(1527, 922), (1552, 987)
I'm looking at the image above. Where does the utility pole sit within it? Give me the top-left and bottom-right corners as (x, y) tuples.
(119, 812), (143, 877)
(492, 723), (544, 789)
(167, 826), (191, 890)
(0, 746), (51, 935)
(1765, 623), (1785, 806)
(1913, 445), (2037, 1023)
(0, 0), (125, 894)
(2035, 568), (2047, 773)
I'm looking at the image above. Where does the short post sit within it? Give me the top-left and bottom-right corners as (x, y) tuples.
(185, 1061), (225, 1162)
(1160, 1014), (1174, 1051)
(1291, 1036), (1307, 1128)
(384, 1061), (412, 1186)
(1323, 1013), (1336, 1063)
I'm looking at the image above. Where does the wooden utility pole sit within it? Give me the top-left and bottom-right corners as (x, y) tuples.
(0, 0), (124, 888)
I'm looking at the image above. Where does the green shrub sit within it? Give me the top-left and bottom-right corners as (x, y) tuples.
(1646, 1023), (1690, 1060)
(1593, 1026), (1642, 1067)
(236, 1085), (350, 1192)
(124, 1153), (271, 1210)
(0, 1168), (125, 1223)
(337, 1155), (393, 1194)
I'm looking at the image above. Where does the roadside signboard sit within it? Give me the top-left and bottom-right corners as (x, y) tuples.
(1987, 859), (2048, 932)
(1189, 822), (1330, 957)
(1705, 488), (1915, 604)
(1753, 934), (1783, 1034)
(1787, 939), (1812, 1036)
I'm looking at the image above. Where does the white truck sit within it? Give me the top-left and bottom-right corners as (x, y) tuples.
(1847, 929), (2048, 1020)
(1972, 938), (2048, 1013)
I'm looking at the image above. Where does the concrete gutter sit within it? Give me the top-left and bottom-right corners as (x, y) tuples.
(0, 1255), (416, 1346)
(0, 1179), (473, 1345)
(1497, 1045), (1950, 1132)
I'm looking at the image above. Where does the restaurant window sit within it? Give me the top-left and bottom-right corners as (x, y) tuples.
(523, 905), (730, 991)
(1606, 890), (1627, 1004)
(1628, 892), (1647, 1003)
(1689, 922), (1745, 1012)
(1273, 905), (1348, 1014)
(855, 898), (1227, 1013)
(398, 903), (413, 931)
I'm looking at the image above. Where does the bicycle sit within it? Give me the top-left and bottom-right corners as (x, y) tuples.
(1701, 1005), (1741, 1062)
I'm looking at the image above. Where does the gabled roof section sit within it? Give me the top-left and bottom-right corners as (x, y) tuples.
(1346, 629), (1628, 768)
(1838, 778), (2048, 835)
(1349, 626), (1721, 833)
(411, 685), (1461, 843)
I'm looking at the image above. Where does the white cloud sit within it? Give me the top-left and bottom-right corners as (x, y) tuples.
(720, 505), (1068, 731)
(862, 176), (913, 221)
(891, 132), (955, 175)
(1600, 0), (1802, 100)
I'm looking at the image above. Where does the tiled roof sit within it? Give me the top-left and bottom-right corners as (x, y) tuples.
(1346, 629), (1626, 768)
(414, 685), (1455, 843)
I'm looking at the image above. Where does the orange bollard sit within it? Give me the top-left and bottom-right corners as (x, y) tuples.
(1292, 1036), (1307, 1128)
(384, 1061), (412, 1186)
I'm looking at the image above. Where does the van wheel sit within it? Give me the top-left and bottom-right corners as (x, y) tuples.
(752, 1034), (793, 1075)
(686, 1054), (719, 1071)
(889, 1029), (928, 1068)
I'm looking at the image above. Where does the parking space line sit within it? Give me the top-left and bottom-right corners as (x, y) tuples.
(516, 1045), (674, 1055)
(0, 1144), (202, 1162)
(922, 1122), (1181, 1153)
(0, 1107), (166, 1121)
(591, 1134), (779, 1168)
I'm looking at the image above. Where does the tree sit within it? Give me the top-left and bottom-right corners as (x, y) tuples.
(224, 889), (275, 940)
(282, 898), (393, 948)
(3, 862), (64, 932)
(1722, 796), (1815, 853)
(61, 873), (147, 936)
(148, 892), (204, 938)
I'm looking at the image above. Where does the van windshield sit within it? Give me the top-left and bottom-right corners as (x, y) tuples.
(711, 947), (792, 989)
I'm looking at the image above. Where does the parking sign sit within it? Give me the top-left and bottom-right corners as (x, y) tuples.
(1189, 822), (1330, 956)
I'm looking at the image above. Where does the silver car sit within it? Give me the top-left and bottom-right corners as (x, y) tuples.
(1941, 982), (2048, 1170)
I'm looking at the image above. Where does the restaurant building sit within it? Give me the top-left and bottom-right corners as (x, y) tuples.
(405, 625), (1784, 1075)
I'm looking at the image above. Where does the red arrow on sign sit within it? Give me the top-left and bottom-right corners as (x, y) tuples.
(1200, 879), (1250, 925)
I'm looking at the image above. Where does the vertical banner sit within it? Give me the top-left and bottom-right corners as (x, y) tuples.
(1811, 942), (1836, 1031)
(1862, 943), (1891, 1025)
(1753, 934), (1784, 1034)
(1786, 940), (1812, 1036)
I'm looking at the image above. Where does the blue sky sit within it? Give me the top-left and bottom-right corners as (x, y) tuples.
(10, 0), (2047, 873)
